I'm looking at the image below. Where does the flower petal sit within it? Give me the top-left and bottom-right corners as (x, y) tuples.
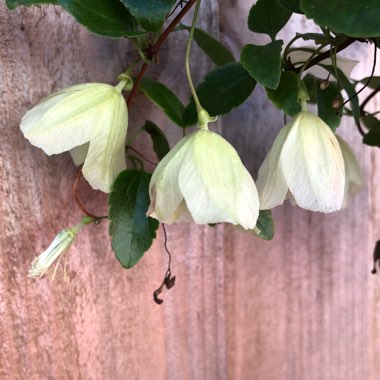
(70, 143), (89, 166)
(336, 135), (364, 207)
(82, 92), (128, 193)
(148, 136), (191, 223)
(256, 124), (291, 210)
(178, 130), (259, 229)
(280, 112), (345, 212)
(21, 83), (115, 155)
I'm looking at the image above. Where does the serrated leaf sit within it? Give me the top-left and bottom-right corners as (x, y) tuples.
(266, 71), (301, 116)
(121, 0), (173, 32)
(109, 170), (159, 269)
(183, 62), (257, 126)
(316, 82), (342, 131)
(360, 76), (380, 89)
(248, 0), (292, 41)
(141, 121), (170, 160)
(251, 210), (274, 240)
(6, 0), (57, 9)
(240, 40), (283, 89)
(300, 0), (380, 38)
(58, 0), (138, 38)
(278, 0), (302, 14)
(139, 78), (186, 127)
(320, 65), (360, 124)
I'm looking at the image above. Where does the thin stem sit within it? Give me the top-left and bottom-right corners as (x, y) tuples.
(340, 41), (377, 112)
(293, 38), (356, 74)
(185, 0), (203, 116)
(126, 145), (158, 166)
(298, 44), (326, 78)
(72, 168), (108, 220)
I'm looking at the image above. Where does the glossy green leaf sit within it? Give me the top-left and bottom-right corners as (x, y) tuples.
(362, 115), (380, 130)
(121, 0), (173, 32)
(359, 76), (380, 89)
(139, 78), (186, 127)
(251, 210), (274, 240)
(193, 27), (235, 66)
(248, 0), (292, 40)
(141, 121), (170, 160)
(6, 0), (57, 9)
(183, 62), (257, 126)
(109, 170), (159, 269)
(266, 71), (301, 116)
(316, 82), (342, 131)
(303, 74), (317, 103)
(320, 65), (360, 124)
(59, 0), (137, 38)
(240, 40), (283, 89)
(300, 0), (380, 37)
(278, 0), (302, 14)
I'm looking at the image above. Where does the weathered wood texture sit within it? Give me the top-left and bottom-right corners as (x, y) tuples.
(0, 1), (379, 379)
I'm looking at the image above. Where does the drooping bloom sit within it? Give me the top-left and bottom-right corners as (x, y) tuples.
(256, 111), (345, 213)
(28, 216), (92, 278)
(336, 135), (364, 207)
(20, 77), (130, 193)
(147, 129), (260, 230)
(288, 50), (358, 79)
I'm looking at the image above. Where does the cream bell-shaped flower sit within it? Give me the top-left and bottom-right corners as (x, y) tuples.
(288, 50), (358, 79)
(256, 111), (345, 213)
(147, 129), (260, 230)
(20, 77), (130, 193)
(336, 135), (364, 207)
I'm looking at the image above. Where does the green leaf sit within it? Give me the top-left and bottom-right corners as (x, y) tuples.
(363, 120), (380, 147)
(278, 0), (302, 14)
(141, 121), (170, 160)
(240, 40), (283, 89)
(248, 0), (292, 41)
(6, 0), (57, 9)
(300, 0), (380, 38)
(183, 62), (257, 126)
(121, 0), (173, 32)
(362, 115), (380, 130)
(58, 0), (137, 38)
(303, 74), (317, 103)
(251, 210), (274, 240)
(266, 71), (301, 116)
(192, 27), (235, 66)
(139, 78), (186, 127)
(320, 65), (360, 124)
(316, 82), (342, 131)
(359, 76), (380, 89)
(109, 170), (159, 269)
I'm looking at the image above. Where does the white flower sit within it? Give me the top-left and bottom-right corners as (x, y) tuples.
(256, 111), (345, 213)
(288, 50), (358, 79)
(336, 135), (364, 207)
(20, 78), (130, 193)
(28, 216), (92, 278)
(147, 129), (260, 230)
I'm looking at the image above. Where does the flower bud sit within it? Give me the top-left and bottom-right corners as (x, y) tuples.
(256, 111), (345, 213)
(147, 129), (260, 230)
(20, 80), (129, 193)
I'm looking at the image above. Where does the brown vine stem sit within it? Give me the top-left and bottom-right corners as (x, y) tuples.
(293, 38), (357, 74)
(74, 0), (197, 217)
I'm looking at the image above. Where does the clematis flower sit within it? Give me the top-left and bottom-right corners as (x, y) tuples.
(256, 110), (345, 213)
(336, 135), (364, 207)
(147, 129), (260, 230)
(288, 49), (358, 79)
(28, 216), (92, 278)
(20, 76), (131, 193)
